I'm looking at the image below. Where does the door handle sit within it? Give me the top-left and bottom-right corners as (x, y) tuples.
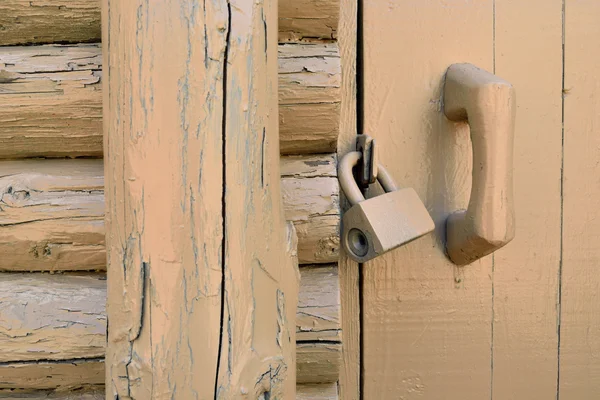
(443, 63), (516, 265)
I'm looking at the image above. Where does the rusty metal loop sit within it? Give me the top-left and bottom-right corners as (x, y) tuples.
(338, 151), (399, 205)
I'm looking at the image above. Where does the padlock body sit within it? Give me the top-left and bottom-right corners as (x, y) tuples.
(342, 188), (435, 262)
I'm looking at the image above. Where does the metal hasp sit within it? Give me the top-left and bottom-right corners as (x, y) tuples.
(444, 63), (517, 265)
(356, 134), (378, 188)
(338, 149), (435, 263)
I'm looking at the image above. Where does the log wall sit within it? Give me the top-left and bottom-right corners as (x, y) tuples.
(0, 0), (346, 397)
(0, 269), (340, 389)
(0, 155), (338, 270)
(0, 0), (341, 46)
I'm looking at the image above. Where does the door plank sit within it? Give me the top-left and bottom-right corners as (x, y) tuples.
(560, 1), (600, 397)
(491, 1), (563, 398)
(362, 1), (494, 398)
(336, 0), (359, 397)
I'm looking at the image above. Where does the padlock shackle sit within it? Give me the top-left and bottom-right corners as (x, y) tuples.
(339, 151), (399, 205)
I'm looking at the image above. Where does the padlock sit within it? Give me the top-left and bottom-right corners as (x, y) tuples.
(339, 151), (435, 263)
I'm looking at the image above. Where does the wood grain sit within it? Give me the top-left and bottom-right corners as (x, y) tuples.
(0, 269), (340, 387)
(0, 385), (338, 399)
(281, 154), (340, 264)
(0, 43), (340, 158)
(560, 1), (600, 398)
(279, 0), (339, 42)
(0, 1), (101, 46)
(0, 159), (105, 271)
(0, 270), (339, 357)
(0, 0), (340, 45)
(279, 44), (341, 155)
(296, 383), (339, 400)
(103, 0), (299, 397)
(0, 45), (102, 159)
(336, 0), (359, 396)
(492, 0), (563, 398)
(0, 360), (104, 390)
(0, 156), (338, 271)
(297, 265), (341, 342)
(361, 1), (494, 398)
(0, 274), (106, 363)
(0, 389), (104, 399)
(296, 343), (342, 384)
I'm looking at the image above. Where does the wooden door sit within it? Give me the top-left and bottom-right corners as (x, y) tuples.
(359, 0), (600, 398)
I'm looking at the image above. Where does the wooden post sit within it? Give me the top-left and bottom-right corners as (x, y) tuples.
(102, 0), (299, 398)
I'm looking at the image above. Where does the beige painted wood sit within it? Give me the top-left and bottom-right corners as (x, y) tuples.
(296, 343), (342, 384)
(336, 0), (359, 396)
(0, 1), (101, 46)
(281, 154), (340, 264)
(0, 45), (102, 159)
(444, 64), (516, 265)
(361, 1), (494, 398)
(560, 2), (600, 397)
(297, 265), (341, 342)
(0, 274), (106, 363)
(0, 270), (339, 357)
(0, 43), (339, 159)
(31, 354), (349, 389)
(279, 44), (341, 155)
(0, 159), (105, 272)
(0, 269), (338, 388)
(103, 0), (299, 398)
(296, 383), (338, 400)
(492, 1), (563, 397)
(2, 355), (340, 390)
(279, 0), (339, 42)
(0, 361), (104, 390)
(0, 0), (339, 46)
(0, 385), (338, 399)
(0, 389), (104, 400)
(0, 156), (338, 271)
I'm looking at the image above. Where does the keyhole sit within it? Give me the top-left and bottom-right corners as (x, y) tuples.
(348, 228), (368, 257)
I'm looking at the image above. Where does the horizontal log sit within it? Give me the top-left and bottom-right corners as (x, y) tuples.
(0, 384), (338, 399)
(297, 342), (342, 384)
(0, 389), (104, 399)
(0, 155), (338, 270)
(0, 0), (339, 46)
(0, 43), (340, 158)
(0, 274), (106, 363)
(297, 383), (339, 400)
(279, 44), (341, 155)
(281, 154), (340, 264)
(297, 265), (341, 342)
(0, 267), (341, 387)
(0, 360), (104, 390)
(0, 159), (105, 271)
(0, 1), (101, 46)
(0, 44), (103, 159)
(279, 0), (340, 42)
